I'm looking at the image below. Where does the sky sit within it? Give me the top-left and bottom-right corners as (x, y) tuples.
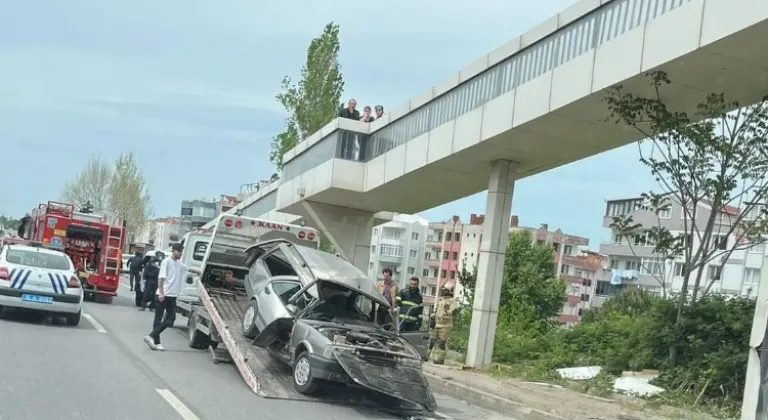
(0, 0), (656, 247)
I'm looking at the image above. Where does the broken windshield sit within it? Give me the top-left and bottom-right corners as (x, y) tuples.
(302, 281), (379, 325)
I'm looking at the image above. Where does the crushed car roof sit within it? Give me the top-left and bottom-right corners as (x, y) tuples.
(290, 244), (386, 305)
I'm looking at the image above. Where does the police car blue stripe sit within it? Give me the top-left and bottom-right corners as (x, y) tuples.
(17, 270), (32, 289)
(56, 274), (68, 293)
(8, 268), (17, 286)
(48, 273), (61, 294)
(10, 269), (24, 289)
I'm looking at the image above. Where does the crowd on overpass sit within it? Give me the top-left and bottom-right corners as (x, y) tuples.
(298, 98), (385, 142)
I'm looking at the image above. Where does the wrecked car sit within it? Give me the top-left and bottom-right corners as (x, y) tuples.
(240, 239), (437, 412)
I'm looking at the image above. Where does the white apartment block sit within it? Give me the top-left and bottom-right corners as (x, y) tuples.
(135, 217), (182, 252)
(600, 195), (764, 299)
(368, 214), (429, 289)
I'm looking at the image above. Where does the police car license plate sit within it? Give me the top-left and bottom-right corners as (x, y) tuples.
(21, 294), (54, 304)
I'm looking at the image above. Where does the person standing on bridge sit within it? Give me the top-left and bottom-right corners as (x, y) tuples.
(339, 98), (360, 120)
(143, 243), (187, 351)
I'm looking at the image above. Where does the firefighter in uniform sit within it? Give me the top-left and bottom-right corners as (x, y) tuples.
(428, 284), (460, 365)
(396, 276), (424, 332)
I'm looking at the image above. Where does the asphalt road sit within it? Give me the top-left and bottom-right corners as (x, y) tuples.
(0, 276), (511, 420)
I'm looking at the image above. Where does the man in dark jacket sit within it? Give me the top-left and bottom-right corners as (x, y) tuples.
(127, 251), (144, 292)
(339, 99), (360, 120)
(396, 276), (424, 332)
(139, 252), (164, 311)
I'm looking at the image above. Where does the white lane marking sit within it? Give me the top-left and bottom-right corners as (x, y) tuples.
(435, 411), (452, 419)
(156, 388), (201, 420)
(83, 313), (108, 333)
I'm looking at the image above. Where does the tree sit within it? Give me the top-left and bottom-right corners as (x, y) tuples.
(270, 22), (345, 170)
(498, 231), (567, 326)
(457, 256), (477, 306)
(605, 71), (768, 359)
(108, 151), (152, 242)
(61, 156), (112, 213)
(0, 215), (21, 236)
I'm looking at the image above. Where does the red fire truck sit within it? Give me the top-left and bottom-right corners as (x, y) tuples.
(19, 201), (126, 303)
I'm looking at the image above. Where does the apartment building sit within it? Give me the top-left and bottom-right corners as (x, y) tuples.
(459, 214), (602, 325)
(180, 194), (242, 232)
(368, 214), (429, 290)
(599, 195), (763, 300)
(134, 217), (182, 251)
(422, 216), (465, 310)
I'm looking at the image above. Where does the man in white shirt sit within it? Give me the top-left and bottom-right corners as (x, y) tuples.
(143, 243), (187, 351)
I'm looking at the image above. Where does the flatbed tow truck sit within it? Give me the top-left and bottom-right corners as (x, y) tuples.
(173, 214), (441, 419)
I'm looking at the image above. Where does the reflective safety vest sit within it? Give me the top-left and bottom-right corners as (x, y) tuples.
(396, 288), (424, 322)
(434, 297), (459, 328)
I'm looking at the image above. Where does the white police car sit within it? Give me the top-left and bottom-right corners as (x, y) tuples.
(0, 241), (83, 325)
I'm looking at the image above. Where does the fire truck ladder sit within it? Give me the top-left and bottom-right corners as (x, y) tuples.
(104, 222), (124, 276)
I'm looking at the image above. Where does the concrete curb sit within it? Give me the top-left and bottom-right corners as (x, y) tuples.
(425, 372), (567, 420)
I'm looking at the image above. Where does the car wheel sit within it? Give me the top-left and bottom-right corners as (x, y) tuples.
(292, 351), (319, 394)
(241, 300), (260, 339)
(188, 312), (211, 350)
(65, 310), (81, 326)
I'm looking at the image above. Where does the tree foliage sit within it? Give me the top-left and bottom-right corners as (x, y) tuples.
(269, 22), (345, 170)
(109, 151), (152, 241)
(604, 71), (768, 345)
(61, 156), (112, 214)
(450, 231), (566, 353)
(0, 215), (21, 236)
(60, 152), (152, 243)
(457, 256), (477, 306)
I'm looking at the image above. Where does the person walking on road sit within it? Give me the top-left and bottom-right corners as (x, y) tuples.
(127, 251), (144, 292)
(143, 244), (186, 351)
(396, 276), (424, 332)
(138, 252), (164, 311)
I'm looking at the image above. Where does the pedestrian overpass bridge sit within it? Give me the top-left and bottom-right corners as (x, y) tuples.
(223, 0), (768, 390)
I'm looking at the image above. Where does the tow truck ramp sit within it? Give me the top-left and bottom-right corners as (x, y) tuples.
(190, 286), (442, 419)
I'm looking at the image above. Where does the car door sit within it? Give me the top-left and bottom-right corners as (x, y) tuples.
(252, 278), (303, 348)
(399, 326), (431, 360)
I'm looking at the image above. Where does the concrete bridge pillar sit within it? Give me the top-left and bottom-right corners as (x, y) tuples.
(465, 160), (517, 368)
(741, 255), (768, 419)
(300, 201), (373, 273)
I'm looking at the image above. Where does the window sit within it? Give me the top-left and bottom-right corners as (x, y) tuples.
(373, 228), (378, 235)
(411, 232), (419, 241)
(708, 265), (722, 281)
(384, 229), (402, 240)
(379, 244), (403, 257)
(430, 286), (437, 296)
(432, 269), (439, 277)
(454, 232), (461, 241)
(658, 207), (671, 218)
(449, 271), (456, 279)
(553, 243), (560, 252)
(560, 264), (570, 275)
(443, 251), (449, 259)
(595, 280), (623, 296)
(441, 269), (447, 278)
(409, 250), (418, 258)
(570, 285), (580, 294)
(192, 241), (208, 261)
(712, 235), (728, 251)
(563, 245), (573, 255)
(750, 242), (765, 254)
(371, 245), (376, 254)
(744, 268), (761, 286)
(674, 262), (685, 277)
(7, 249), (71, 270)
(624, 260), (641, 271)
(425, 252), (432, 260)
(568, 303), (577, 309)
(422, 269), (429, 276)
(681, 234), (693, 247)
(452, 252), (458, 260)
(613, 234), (622, 244)
(420, 286), (427, 294)
(641, 258), (664, 276)
(263, 250), (297, 277)
(574, 269), (583, 277)
(407, 267), (415, 275)
(610, 259), (619, 269)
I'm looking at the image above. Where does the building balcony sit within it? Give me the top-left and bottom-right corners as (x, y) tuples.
(422, 277), (438, 286)
(377, 254), (402, 264)
(599, 243), (657, 258)
(565, 295), (581, 304)
(562, 275), (585, 285)
(559, 314), (580, 323)
(425, 259), (440, 267)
